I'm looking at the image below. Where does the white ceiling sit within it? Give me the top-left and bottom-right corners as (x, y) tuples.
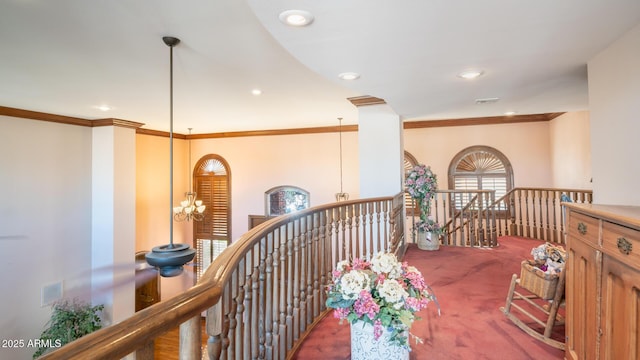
(1, 0), (639, 134)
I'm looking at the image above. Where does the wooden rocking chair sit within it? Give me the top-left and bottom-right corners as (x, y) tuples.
(499, 267), (566, 350)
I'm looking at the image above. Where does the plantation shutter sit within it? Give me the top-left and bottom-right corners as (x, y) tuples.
(194, 155), (231, 283)
(449, 146), (513, 210)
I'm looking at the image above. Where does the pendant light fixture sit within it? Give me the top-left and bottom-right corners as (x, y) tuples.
(145, 36), (196, 277)
(173, 128), (206, 221)
(335, 117), (349, 201)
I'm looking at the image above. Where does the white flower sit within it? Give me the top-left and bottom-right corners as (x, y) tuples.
(370, 252), (402, 278)
(339, 270), (370, 300)
(335, 260), (350, 273)
(378, 279), (408, 308)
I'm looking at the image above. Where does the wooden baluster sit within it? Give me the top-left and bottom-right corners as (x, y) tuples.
(538, 189), (544, 240)
(311, 213), (321, 320)
(239, 256), (249, 360)
(264, 233), (274, 360)
(478, 192), (485, 247)
(337, 207), (346, 262)
(305, 215), (314, 327)
(375, 201), (382, 253)
(382, 200), (390, 253)
(228, 270), (239, 359)
(543, 190), (550, 242)
(285, 223), (297, 349)
(367, 202), (374, 256)
(354, 203), (362, 260)
(257, 239), (267, 359)
(551, 191), (558, 244)
(289, 221), (299, 347)
(278, 225), (287, 358)
(298, 217), (307, 337)
(239, 250), (252, 359)
(345, 204), (355, 259)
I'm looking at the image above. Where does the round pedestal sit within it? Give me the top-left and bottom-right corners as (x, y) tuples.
(417, 230), (440, 251)
(350, 321), (409, 360)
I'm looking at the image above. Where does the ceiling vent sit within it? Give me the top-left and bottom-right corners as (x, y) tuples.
(475, 97), (500, 104)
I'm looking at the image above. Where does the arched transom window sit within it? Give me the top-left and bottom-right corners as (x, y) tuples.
(448, 146), (513, 208)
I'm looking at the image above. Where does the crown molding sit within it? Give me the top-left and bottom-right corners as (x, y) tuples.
(403, 112), (565, 129)
(2, 105), (565, 139)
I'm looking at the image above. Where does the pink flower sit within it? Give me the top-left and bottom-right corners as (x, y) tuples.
(352, 257), (369, 270)
(353, 290), (380, 320)
(333, 307), (350, 319)
(405, 271), (426, 291)
(373, 320), (383, 340)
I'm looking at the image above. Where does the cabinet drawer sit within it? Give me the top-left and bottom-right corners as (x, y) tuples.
(603, 222), (640, 269)
(568, 210), (600, 246)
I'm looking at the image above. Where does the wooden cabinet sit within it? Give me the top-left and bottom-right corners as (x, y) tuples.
(565, 204), (640, 360)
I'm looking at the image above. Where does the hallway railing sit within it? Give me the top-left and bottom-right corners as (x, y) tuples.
(411, 187), (593, 247)
(39, 193), (406, 360)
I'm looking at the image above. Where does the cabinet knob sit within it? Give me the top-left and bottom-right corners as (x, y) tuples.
(617, 237), (632, 255)
(577, 222), (587, 235)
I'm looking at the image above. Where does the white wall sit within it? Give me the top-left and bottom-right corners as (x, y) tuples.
(549, 111), (592, 189)
(403, 121), (554, 189)
(0, 116), (93, 360)
(588, 23), (640, 205)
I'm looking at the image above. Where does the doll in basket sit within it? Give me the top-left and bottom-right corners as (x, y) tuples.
(530, 243), (566, 275)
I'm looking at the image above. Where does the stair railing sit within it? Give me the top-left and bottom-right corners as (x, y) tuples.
(410, 187), (592, 247)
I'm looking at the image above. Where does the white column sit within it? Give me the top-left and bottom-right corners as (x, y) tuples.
(351, 96), (404, 198)
(91, 122), (139, 326)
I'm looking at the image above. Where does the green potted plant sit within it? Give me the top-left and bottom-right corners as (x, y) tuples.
(33, 299), (104, 359)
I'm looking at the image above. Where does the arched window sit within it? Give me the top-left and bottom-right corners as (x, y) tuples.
(448, 146), (513, 208)
(193, 154), (231, 282)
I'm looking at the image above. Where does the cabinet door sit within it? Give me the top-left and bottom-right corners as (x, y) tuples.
(566, 235), (600, 360)
(600, 255), (640, 360)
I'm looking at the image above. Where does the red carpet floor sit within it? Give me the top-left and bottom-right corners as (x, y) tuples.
(294, 236), (565, 359)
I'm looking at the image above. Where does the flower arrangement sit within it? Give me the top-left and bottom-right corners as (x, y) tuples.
(405, 164), (438, 207)
(325, 252), (438, 348)
(405, 164), (442, 240)
(414, 216), (443, 235)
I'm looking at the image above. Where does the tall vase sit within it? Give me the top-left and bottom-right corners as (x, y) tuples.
(350, 321), (409, 360)
(417, 229), (440, 251)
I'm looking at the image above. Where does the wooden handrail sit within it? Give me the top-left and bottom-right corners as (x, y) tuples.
(39, 193), (405, 360)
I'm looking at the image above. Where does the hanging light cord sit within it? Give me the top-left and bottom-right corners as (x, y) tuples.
(188, 128), (193, 192)
(168, 39), (175, 248)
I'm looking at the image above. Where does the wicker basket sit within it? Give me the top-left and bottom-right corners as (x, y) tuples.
(519, 260), (559, 300)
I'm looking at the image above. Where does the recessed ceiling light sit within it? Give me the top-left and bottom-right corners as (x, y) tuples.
(279, 10), (314, 27)
(338, 72), (360, 80)
(504, 111), (517, 116)
(94, 105), (112, 111)
(458, 70), (484, 80)
(251, 89), (262, 96)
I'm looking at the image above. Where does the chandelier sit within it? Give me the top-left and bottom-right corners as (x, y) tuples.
(335, 117), (349, 201)
(173, 128), (206, 221)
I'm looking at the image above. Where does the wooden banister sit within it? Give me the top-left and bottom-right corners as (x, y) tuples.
(39, 193), (405, 360)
